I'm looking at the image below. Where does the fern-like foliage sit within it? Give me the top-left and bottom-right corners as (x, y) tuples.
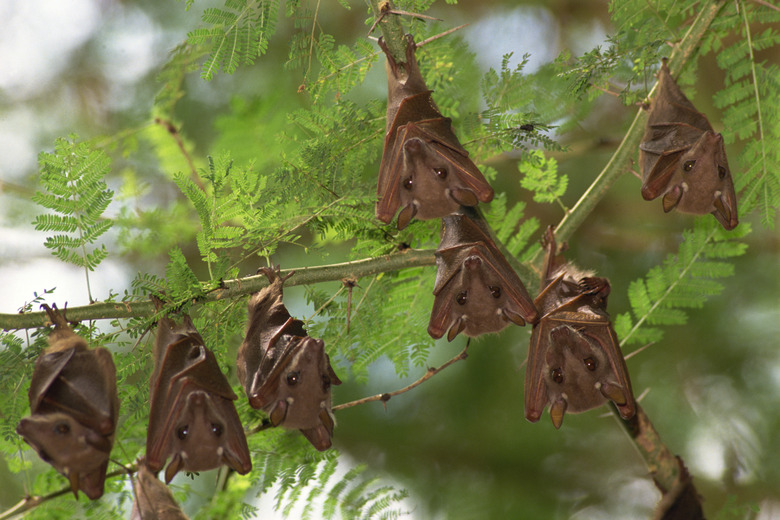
(305, 266), (437, 383)
(250, 439), (408, 520)
(32, 135), (114, 301)
(188, 0), (280, 80)
(614, 219), (750, 347)
(557, 0), (699, 104)
(474, 54), (563, 154)
(307, 37), (379, 102)
(154, 42), (210, 117)
(518, 150), (568, 210)
(703, 0), (780, 227)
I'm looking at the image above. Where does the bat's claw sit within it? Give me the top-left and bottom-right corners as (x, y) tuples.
(578, 277), (610, 296)
(257, 265), (295, 285)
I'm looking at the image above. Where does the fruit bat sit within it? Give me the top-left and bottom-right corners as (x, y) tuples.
(639, 60), (738, 230)
(524, 226), (635, 428)
(376, 34), (494, 230)
(16, 303), (119, 499)
(237, 266), (342, 451)
(131, 463), (189, 520)
(146, 301), (252, 483)
(428, 208), (539, 341)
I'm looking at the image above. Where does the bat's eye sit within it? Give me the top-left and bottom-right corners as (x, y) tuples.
(718, 166), (727, 179)
(211, 423), (223, 437)
(188, 346), (200, 359)
(551, 368), (564, 384)
(54, 422), (70, 435)
(433, 167), (448, 179)
(403, 177), (413, 190)
(456, 291), (468, 305)
(322, 374), (331, 391)
(683, 160), (695, 172)
(583, 357), (597, 371)
(287, 371), (300, 385)
(489, 286), (501, 298)
(177, 426), (189, 440)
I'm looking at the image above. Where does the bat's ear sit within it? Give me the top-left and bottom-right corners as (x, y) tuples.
(396, 203), (417, 230)
(300, 409), (336, 451)
(662, 186), (683, 212)
(712, 194), (738, 230)
(325, 354), (342, 386)
(268, 399), (289, 426)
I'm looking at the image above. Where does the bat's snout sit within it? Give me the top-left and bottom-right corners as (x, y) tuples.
(463, 255), (482, 269)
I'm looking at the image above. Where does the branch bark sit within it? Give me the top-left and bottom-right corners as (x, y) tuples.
(0, 249), (436, 331)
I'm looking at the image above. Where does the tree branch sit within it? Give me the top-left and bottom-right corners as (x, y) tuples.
(367, 0), (407, 63)
(0, 249), (436, 330)
(333, 344), (469, 411)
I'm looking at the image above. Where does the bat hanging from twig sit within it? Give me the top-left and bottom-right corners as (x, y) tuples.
(639, 59), (738, 230)
(131, 462), (190, 520)
(376, 34), (494, 230)
(16, 303), (119, 500)
(524, 226), (635, 428)
(428, 208), (539, 341)
(146, 299), (252, 483)
(237, 266), (342, 451)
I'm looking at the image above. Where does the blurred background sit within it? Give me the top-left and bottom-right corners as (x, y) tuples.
(1, 0), (778, 518)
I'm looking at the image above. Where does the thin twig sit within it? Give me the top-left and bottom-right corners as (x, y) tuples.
(368, 10), (442, 36)
(154, 118), (203, 192)
(415, 24), (469, 48)
(333, 345), (469, 411)
(750, 0), (780, 11)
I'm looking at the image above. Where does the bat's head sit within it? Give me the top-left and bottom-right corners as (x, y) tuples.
(259, 336), (342, 450)
(525, 325), (633, 429)
(429, 248), (533, 341)
(395, 137), (484, 229)
(162, 389), (252, 481)
(16, 412), (111, 499)
(663, 132), (738, 230)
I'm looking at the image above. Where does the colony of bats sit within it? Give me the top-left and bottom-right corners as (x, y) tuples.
(12, 27), (733, 520)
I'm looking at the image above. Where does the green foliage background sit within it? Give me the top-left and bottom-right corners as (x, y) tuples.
(0, 0), (778, 518)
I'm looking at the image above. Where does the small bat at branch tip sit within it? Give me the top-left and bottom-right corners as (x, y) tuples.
(639, 60), (738, 230)
(376, 35), (493, 229)
(524, 226), (636, 428)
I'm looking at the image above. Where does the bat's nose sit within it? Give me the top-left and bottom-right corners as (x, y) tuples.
(464, 255), (482, 269)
